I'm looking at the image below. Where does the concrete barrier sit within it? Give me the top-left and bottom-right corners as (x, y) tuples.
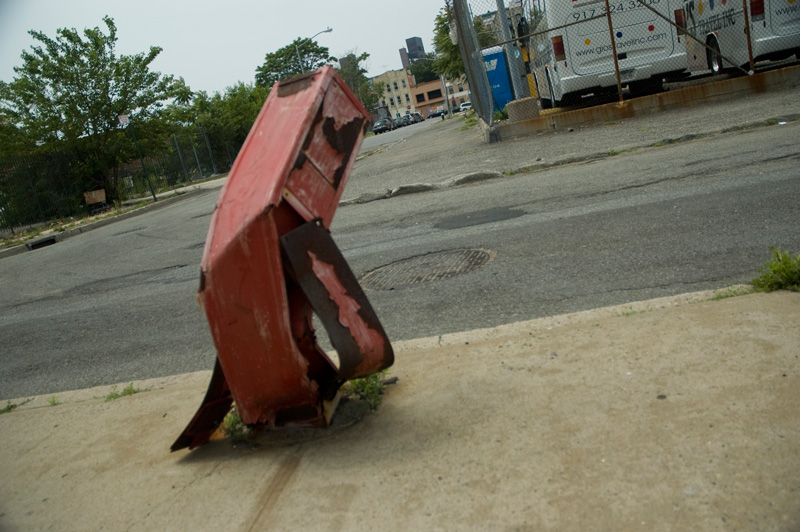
(486, 64), (800, 142)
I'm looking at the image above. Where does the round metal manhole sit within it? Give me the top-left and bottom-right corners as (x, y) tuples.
(360, 249), (496, 290)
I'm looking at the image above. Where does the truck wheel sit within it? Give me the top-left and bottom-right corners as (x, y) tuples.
(707, 37), (724, 74)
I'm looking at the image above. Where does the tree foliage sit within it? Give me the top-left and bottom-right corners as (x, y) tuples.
(432, 8), (497, 79)
(335, 51), (383, 109)
(255, 39), (333, 87)
(186, 82), (270, 148)
(0, 16), (189, 195)
(409, 53), (439, 84)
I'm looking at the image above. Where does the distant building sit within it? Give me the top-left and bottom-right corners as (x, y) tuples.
(371, 69), (416, 118)
(405, 37), (426, 61)
(410, 75), (471, 117)
(399, 48), (411, 70)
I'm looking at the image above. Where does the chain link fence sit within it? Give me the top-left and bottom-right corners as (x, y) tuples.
(0, 130), (241, 233)
(452, 0), (800, 125)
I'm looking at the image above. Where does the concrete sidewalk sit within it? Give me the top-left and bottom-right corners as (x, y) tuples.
(2, 289), (798, 531)
(345, 75), (799, 204)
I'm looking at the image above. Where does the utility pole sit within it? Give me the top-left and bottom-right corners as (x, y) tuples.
(295, 27), (333, 74)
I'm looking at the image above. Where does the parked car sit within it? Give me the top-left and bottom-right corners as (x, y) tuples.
(460, 102), (473, 112)
(393, 117), (405, 128)
(372, 118), (395, 134)
(400, 115), (413, 126)
(411, 112), (425, 123)
(427, 109), (446, 118)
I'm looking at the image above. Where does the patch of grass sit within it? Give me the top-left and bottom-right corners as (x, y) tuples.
(621, 306), (647, 317)
(1, 398), (33, 414)
(48, 395), (59, 406)
(608, 149), (621, 156)
(712, 286), (753, 300)
(1, 226), (45, 248)
(493, 107), (509, 121)
(222, 405), (251, 443)
(104, 383), (144, 402)
(459, 115), (478, 131)
(751, 247), (800, 292)
(343, 371), (389, 411)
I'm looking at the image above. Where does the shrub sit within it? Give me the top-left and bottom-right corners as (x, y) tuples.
(751, 247), (800, 292)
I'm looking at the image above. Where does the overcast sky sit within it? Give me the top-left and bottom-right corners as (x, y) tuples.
(0, 0), (445, 95)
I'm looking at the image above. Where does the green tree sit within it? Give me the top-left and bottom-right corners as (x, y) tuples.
(196, 83), (270, 147)
(0, 16), (190, 196)
(335, 51), (383, 109)
(432, 8), (497, 79)
(255, 39), (333, 87)
(409, 52), (439, 84)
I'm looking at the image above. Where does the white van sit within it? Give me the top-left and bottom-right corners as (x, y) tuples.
(680, 0), (800, 73)
(529, 0), (689, 107)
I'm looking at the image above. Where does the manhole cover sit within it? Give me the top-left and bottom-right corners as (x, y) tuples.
(360, 249), (496, 290)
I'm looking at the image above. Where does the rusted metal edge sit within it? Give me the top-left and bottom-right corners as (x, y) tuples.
(280, 220), (394, 379)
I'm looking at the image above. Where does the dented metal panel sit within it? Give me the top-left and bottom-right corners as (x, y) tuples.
(281, 221), (393, 379)
(172, 67), (392, 451)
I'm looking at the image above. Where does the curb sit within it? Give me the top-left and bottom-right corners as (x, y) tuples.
(341, 112), (800, 206)
(487, 63), (800, 140)
(1, 285), (752, 407)
(0, 187), (215, 261)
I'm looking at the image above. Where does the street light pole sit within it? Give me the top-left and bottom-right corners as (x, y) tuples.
(295, 27), (333, 74)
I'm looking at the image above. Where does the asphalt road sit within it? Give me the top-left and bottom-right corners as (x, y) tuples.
(1, 118), (798, 400)
(360, 118), (440, 152)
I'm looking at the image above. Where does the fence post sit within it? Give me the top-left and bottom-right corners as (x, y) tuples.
(226, 144), (234, 168)
(174, 135), (191, 182)
(129, 123), (157, 201)
(191, 143), (204, 178)
(202, 129), (218, 175)
(24, 163), (45, 222)
(604, 0), (625, 104)
(741, 0), (756, 73)
(454, 0), (494, 124)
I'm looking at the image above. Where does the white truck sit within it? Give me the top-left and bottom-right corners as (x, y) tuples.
(529, 0), (689, 107)
(680, 0), (800, 73)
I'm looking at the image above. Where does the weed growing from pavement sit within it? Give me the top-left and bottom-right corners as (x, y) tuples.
(0, 398), (33, 414)
(104, 383), (145, 402)
(343, 371), (389, 411)
(620, 306), (649, 317)
(493, 107), (509, 121)
(48, 395), (58, 406)
(459, 115), (478, 130)
(2, 226), (44, 248)
(222, 405), (251, 443)
(751, 247), (800, 292)
(712, 286), (754, 300)
(221, 372), (393, 444)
